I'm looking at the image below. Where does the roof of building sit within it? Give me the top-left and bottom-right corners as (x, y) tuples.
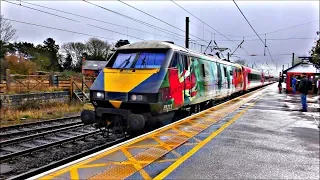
(82, 60), (108, 70)
(284, 61), (320, 74)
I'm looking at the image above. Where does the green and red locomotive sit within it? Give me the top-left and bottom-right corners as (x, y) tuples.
(81, 40), (272, 134)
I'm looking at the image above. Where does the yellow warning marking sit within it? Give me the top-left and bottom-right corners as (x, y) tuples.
(127, 144), (161, 149)
(79, 163), (110, 169)
(121, 148), (152, 180)
(186, 121), (209, 129)
(104, 68), (158, 93)
(153, 96), (262, 180)
(155, 133), (177, 137)
(69, 168), (79, 180)
(109, 100), (122, 109)
(152, 137), (181, 158)
(171, 127), (193, 138)
(37, 86), (269, 180)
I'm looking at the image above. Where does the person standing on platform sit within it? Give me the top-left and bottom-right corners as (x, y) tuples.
(298, 73), (309, 112)
(292, 76), (297, 94)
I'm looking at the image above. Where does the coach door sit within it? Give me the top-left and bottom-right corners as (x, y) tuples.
(181, 53), (194, 104)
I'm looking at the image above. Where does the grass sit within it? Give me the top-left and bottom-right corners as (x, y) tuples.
(4, 87), (68, 95)
(0, 102), (94, 128)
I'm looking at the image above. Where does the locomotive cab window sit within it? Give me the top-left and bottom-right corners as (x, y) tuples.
(111, 53), (137, 68)
(107, 49), (168, 69)
(134, 52), (166, 68)
(170, 53), (178, 68)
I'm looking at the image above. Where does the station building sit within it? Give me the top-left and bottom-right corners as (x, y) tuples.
(283, 60), (320, 94)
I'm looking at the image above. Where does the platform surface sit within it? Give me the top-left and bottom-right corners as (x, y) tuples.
(29, 83), (320, 180)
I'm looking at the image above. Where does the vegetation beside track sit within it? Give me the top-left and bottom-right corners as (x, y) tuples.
(0, 102), (93, 127)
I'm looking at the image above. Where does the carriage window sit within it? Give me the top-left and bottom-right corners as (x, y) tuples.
(202, 63), (206, 77)
(134, 52), (166, 68)
(182, 55), (188, 70)
(224, 67), (227, 77)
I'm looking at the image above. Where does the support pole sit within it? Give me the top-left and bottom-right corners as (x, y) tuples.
(185, 17), (189, 49)
(292, 53), (295, 67)
(264, 34), (267, 56)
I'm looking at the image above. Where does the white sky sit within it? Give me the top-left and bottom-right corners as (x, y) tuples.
(1, 0), (320, 74)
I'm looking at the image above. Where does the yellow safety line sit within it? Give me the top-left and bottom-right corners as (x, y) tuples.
(153, 96), (263, 180)
(37, 85), (269, 180)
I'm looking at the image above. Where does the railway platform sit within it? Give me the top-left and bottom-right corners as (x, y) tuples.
(29, 83), (320, 180)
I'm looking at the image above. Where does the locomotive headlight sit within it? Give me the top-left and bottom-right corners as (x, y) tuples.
(92, 91), (104, 100)
(130, 94), (146, 101)
(137, 95), (143, 101)
(96, 92), (104, 98)
(131, 94), (137, 101)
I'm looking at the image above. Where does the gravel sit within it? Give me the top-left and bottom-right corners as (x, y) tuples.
(0, 133), (124, 180)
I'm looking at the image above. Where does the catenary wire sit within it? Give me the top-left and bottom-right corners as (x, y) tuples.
(0, 18), (116, 41)
(17, 0), (186, 43)
(82, 0), (187, 39)
(3, 0), (145, 41)
(171, 0), (265, 68)
(232, 0), (276, 67)
(116, 0), (210, 44)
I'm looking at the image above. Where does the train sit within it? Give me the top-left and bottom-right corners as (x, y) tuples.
(81, 40), (274, 135)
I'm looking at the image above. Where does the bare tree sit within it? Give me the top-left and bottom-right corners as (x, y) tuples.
(234, 59), (247, 66)
(62, 42), (86, 66)
(0, 15), (17, 42)
(85, 38), (112, 60)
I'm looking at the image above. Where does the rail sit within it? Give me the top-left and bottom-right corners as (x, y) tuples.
(0, 116), (81, 138)
(0, 126), (100, 161)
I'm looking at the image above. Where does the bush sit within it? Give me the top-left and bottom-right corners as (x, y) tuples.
(5, 55), (39, 75)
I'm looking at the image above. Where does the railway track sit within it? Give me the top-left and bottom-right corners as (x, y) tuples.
(0, 122), (127, 179)
(1, 84), (274, 180)
(0, 116), (81, 141)
(0, 125), (100, 161)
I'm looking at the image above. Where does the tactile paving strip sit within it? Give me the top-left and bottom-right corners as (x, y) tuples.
(36, 86), (268, 180)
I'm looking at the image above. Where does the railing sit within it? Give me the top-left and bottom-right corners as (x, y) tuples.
(0, 69), (96, 95)
(70, 76), (92, 103)
(0, 69), (70, 94)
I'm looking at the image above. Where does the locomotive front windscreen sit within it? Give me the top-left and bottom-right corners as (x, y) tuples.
(109, 50), (168, 69)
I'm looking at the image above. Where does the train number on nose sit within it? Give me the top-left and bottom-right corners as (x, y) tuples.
(163, 104), (173, 111)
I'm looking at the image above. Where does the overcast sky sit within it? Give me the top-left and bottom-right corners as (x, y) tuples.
(1, 0), (319, 74)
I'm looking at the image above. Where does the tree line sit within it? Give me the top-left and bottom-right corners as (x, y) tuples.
(0, 16), (130, 75)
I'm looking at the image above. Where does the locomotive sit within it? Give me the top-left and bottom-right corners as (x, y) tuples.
(81, 40), (272, 135)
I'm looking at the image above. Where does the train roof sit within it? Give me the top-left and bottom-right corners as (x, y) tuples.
(116, 40), (186, 51)
(117, 40), (257, 70)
